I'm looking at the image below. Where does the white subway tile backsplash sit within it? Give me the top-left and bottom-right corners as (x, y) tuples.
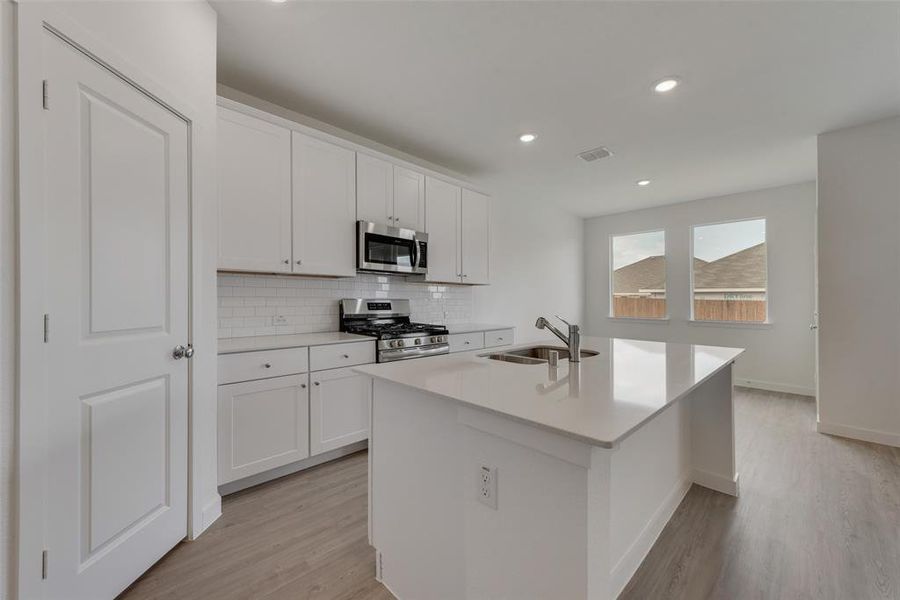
(217, 272), (473, 338)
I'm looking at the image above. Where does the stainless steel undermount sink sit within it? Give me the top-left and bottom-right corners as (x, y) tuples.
(480, 345), (599, 364)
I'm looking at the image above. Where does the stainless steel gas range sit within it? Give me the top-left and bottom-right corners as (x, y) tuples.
(339, 298), (449, 363)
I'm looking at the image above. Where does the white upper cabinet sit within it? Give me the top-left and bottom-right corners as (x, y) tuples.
(357, 155), (425, 231)
(461, 189), (491, 284)
(356, 153), (393, 225)
(291, 131), (357, 277)
(217, 107), (292, 273)
(393, 166), (425, 231)
(425, 176), (462, 283)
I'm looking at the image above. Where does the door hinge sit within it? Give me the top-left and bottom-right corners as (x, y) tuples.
(43, 314), (49, 343)
(42, 80), (49, 110)
(41, 550), (48, 580)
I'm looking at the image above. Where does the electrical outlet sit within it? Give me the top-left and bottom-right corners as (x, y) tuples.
(273, 315), (288, 326)
(477, 465), (498, 509)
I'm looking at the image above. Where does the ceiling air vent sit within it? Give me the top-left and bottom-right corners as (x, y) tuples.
(577, 146), (613, 162)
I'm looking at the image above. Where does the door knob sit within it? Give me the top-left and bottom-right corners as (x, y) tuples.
(173, 344), (194, 360)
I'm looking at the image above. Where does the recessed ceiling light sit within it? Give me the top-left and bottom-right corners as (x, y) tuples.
(519, 133), (536, 143)
(271, 0), (287, 3)
(653, 78), (679, 93)
(636, 179), (651, 186)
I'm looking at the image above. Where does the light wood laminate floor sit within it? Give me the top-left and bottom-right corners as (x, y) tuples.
(120, 388), (900, 600)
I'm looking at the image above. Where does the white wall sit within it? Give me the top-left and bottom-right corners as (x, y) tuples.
(1, 2), (16, 598)
(7, 2), (218, 596)
(584, 182), (817, 396)
(817, 116), (900, 447)
(472, 192), (584, 341)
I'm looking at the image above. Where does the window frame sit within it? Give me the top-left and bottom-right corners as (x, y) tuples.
(689, 216), (771, 325)
(608, 228), (669, 321)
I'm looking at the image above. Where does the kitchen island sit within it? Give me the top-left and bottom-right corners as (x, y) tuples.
(355, 336), (743, 600)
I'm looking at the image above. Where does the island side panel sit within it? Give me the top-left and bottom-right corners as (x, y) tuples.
(370, 379), (466, 599)
(689, 363), (740, 496)
(459, 410), (591, 600)
(601, 400), (693, 598)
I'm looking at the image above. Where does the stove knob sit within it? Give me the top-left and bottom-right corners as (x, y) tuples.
(414, 338), (422, 345)
(389, 340), (397, 348)
(397, 339), (405, 348)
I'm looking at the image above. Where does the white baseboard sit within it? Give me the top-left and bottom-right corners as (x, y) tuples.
(816, 420), (900, 448)
(735, 378), (815, 397)
(609, 476), (693, 598)
(692, 468), (740, 497)
(196, 496), (222, 538)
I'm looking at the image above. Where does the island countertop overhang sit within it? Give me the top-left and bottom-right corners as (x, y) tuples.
(354, 336), (744, 448)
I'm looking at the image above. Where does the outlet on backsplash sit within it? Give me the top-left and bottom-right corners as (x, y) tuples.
(218, 272), (473, 338)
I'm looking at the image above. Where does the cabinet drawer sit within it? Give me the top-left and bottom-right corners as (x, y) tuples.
(449, 332), (484, 353)
(309, 341), (376, 371)
(218, 347), (309, 385)
(484, 329), (514, 348)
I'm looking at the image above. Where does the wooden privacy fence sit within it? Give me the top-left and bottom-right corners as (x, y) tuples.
(612, 296), (766, 322)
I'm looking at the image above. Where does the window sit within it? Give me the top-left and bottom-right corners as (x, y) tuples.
(611, 230), (666, 318)
(692, 218), (767, 322)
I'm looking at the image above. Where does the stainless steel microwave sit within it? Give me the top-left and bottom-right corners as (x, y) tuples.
(357, 221), (428, 275)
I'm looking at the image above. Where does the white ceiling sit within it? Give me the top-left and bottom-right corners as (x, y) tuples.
(213, 1), (900, 217)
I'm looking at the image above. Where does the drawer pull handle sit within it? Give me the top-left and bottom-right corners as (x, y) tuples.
(464, 341), (470, 345)
(314, 381), (320, 386)
(264, 363), (272, 368)
(498, 338), (503, 341)
(342, 354), (349, 358)
(300, 383), (307, 389)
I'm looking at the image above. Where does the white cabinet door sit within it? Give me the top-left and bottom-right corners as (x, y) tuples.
(217, 107), (292, 273)
(425, 176), (462, 283)
(461, 188), (491, 284)
(309, 367), (371, 455)
(356, 153), (393, 225)
(393, 166), (426, 231)
(218, 374), (310, 484)
(291, 131), (357, 277)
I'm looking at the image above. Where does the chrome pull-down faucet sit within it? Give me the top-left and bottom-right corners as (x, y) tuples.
(535, 315), (582, 362)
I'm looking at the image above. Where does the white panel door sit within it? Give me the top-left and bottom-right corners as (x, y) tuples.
(310, 367), (371, 455)
(461, 188), (491, 285)
(43, 32), (189, 600)
(393, 166), (425, 231)
(217, 375), (310, 484)
(425, 176), (461, 283)
(356, 152), (393, 225)
(291, 131), (357, 276)
(217, 107), (292, 273)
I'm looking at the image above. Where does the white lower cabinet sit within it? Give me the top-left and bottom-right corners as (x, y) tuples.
(449, 332), (485, 353)
(309, 366), (372, 456)
(218, 374), (310, 484)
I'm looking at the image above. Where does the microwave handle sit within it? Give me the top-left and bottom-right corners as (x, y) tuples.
(412, 237), (421, 270)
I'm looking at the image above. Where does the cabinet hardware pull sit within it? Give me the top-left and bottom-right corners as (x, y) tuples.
(296, 260), (302, 265)
(314, 381), (320, 386)
(342, 354), (349, 358)
(300, 383), (307, 389)
(264, 363), (272, 368)
(283, 259), (289, 264)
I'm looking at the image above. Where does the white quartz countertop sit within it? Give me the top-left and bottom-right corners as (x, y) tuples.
(445, 323), (515, 334)
(354, 336), (743, 448)
(218, 332), (374, 354)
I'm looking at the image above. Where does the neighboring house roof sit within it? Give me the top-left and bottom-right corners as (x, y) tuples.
(693, 243), (766, 290)
(613, 243), (766, 293)
(612, 255), (666, 294)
